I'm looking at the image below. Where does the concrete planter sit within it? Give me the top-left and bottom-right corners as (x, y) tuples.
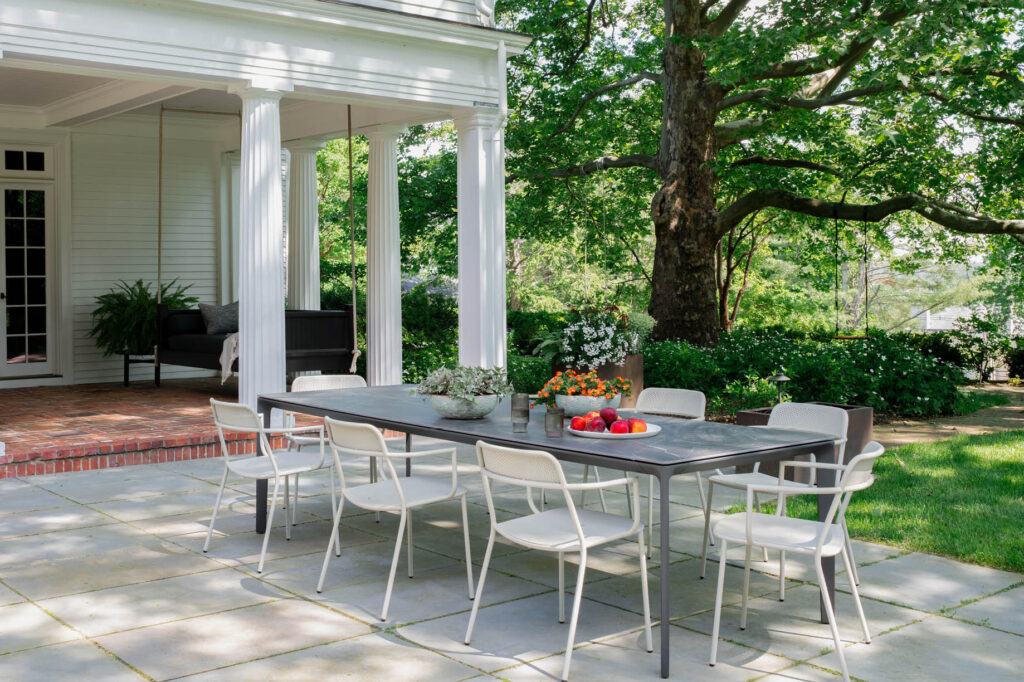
(555, 393), (622, 417)
(428, 394), (500, 419)
(735, 402), (874, 482)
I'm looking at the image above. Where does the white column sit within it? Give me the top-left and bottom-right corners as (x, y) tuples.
(455, 109), (507, 369)
(366, 126), (405, 386)
(285, 140), (324, 310)
(236, 88), (286, 410)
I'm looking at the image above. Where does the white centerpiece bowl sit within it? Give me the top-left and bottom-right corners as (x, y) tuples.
(429, 394), (500, 419)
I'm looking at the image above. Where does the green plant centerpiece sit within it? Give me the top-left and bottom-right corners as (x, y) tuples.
(535, 308), (646, 371)
(89, 279), (197, 357)
(535, 369), (632, 416)
(415, 366), (513, 419)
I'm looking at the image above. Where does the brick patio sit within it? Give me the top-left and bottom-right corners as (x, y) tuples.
(0, 379), (245, 478)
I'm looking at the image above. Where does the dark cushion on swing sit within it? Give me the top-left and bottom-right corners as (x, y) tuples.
(199, 301), (239, 334)
(167, 333), (230, 355)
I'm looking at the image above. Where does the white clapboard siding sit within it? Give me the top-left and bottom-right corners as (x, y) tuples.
(70, 119), (225, 384)
(355, 0), (486, 24)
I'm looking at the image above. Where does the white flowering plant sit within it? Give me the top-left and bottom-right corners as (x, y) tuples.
(557, 309), (640, 371)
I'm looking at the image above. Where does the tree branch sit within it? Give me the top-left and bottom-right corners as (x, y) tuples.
(922, 89), (1024, 128)
(730, 155), (842, 176)
(507, 154), (658, 183)
(720, 83), (890, 111)
(549, 71), (663, 139)
(705, 0), (752, 37)
(717, 189), (1024, 240)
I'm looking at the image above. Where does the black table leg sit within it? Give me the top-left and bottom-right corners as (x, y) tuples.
(256, 405), (270, 534)
(406, 432), (412, 476)
(816, 442), (837, 622)
(659, 472), (671, 678)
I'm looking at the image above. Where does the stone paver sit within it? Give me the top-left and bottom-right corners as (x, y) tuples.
(0, 456), (1020, 681)
(951, 584), (1024, 636)
(853, 551), (1023, 612)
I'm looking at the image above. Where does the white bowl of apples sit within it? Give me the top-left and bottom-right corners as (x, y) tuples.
(567, 407), (661, 439)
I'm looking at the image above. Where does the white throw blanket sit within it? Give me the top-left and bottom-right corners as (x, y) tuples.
(220, 333), (239, 384)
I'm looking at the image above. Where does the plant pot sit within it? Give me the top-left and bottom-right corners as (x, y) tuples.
(555, 393), (622, 417)
(555, 354), (644, 409)
(428, 394), (500, 419)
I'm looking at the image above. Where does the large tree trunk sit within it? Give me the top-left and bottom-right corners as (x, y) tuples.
(648, 9), (722, 345)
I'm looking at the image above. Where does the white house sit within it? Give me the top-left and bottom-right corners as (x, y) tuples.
(0, 0), (530, 408)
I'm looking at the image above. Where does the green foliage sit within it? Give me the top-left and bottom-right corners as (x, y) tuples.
(644, 329), (966, 418)
(892, 331), (966, 369)
(507, 310), (568, 355)
(507, 354), (555, 394)
(414, 366), (513, 400)
(1007, 340), (1024, 380)
(953, 390), (1011, 416)
(89, 279), (197, 357)
(400, 284), (459, 384)
(950, 313), (1012, 382)
(708, 375), (787, 419)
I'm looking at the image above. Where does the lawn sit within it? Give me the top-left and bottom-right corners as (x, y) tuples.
(953, 390), (1011, 415)
(767, 430), (1024, 573)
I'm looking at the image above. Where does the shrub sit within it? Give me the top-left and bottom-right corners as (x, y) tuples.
(708, 375), (785, 417)
(644, 329), (966, 418)
(507, 354), (551, 394)
(949, 314), (1011, 382)
(507, 310), (566, 355)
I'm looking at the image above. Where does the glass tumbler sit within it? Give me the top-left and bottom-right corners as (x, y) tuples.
(545, 407), (565, 438)
(511, 393), (530, 433)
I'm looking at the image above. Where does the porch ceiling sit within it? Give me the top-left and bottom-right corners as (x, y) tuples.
(0, 65), (449, 140)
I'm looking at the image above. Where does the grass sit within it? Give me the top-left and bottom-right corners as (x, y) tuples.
(953, 390), (1011, 416)
(760, 430), (1024, 573)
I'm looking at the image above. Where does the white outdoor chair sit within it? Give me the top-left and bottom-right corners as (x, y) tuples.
(708, 441), (884, 682)
(316, 417), (474, 622)
(286, 374), (367, 450)
(700, 402), (849, 584)
(467, 440), (653, 682)
(583, 387), (706, 555)
(206, 399), (334, 573)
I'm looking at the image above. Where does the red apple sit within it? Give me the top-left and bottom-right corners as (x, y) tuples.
(586, 417), (606, 433)
(584, 410), (601, 421)
(600, 407), (618, 425)
(609, 419), (629, 434)
(628, 418), (648, 433)
(569, 416), (587, 431)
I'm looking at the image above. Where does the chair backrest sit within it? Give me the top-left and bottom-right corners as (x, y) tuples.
(635, 387), (706, 419)
(840, 440), (885, 492)
(291, 374), (367, 392)
(768, 402), (849, 461)
(323, 417), (400, 488)
(209, 398), (273, 468)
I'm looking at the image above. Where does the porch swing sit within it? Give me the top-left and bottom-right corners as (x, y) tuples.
(831, 201), (871, 341)
(151, 105), (361, 386)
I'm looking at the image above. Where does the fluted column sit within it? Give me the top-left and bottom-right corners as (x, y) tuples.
(237, 88), (286, 410)
(455, 109), (506, 369)
(366, 126), (405, 386)
(285, 140), (324, 310)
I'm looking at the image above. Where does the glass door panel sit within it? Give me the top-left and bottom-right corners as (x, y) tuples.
(1, 185), (51, 376)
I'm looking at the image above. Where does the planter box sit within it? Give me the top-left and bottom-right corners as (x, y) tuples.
(553, 354), (644, 409)
(734, 402), (874, 482)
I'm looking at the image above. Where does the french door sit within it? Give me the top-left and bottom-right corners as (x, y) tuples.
(1, 183), (54, 377)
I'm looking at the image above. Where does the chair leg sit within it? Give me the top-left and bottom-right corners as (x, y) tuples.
(328, 467), (341, 557)
(407, 510), (414, 579)
(558, 552), (565, 623)
(646, 476), (654, 559)
(814, 558), (851, 682)
(753, 493), (767, 563)
(581, 465), (590, 508)
(283, 475), (292, 541)
(843, 518), (860, 585)
(740, 545), (752, 630)
(623, 470), (633, 518)
(695, 471), (707, 514)
(257, 477), (280, 573)
(293, 474), (300, 525)
(779, 550), (786, 601)
(381, 510), (408, 622)
(560, 549), (588, 682)
(700, 482), (716, 578)
(203, 465), (229, 553)
(709, 538), (728, 666)
(637, 531), (653, 653)
(842, 546), (871, 643)
(317, 494), (346, 593)
(460, 496), (475, 600)
(465, 528), (497, 645)
(594, 468), (608, 513)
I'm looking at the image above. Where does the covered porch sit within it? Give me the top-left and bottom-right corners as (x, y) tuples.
(0, 0), (530, 407)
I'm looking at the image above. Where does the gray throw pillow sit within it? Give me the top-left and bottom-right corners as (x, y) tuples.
(199, 301), (239, 335)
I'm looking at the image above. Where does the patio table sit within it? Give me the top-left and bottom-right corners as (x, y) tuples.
(256, 386), (837, 679)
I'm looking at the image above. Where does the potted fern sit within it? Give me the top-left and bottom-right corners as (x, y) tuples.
(89, 279), (197, 384)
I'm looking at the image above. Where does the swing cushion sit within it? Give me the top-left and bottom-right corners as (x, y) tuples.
(199, 301), (239, 335)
